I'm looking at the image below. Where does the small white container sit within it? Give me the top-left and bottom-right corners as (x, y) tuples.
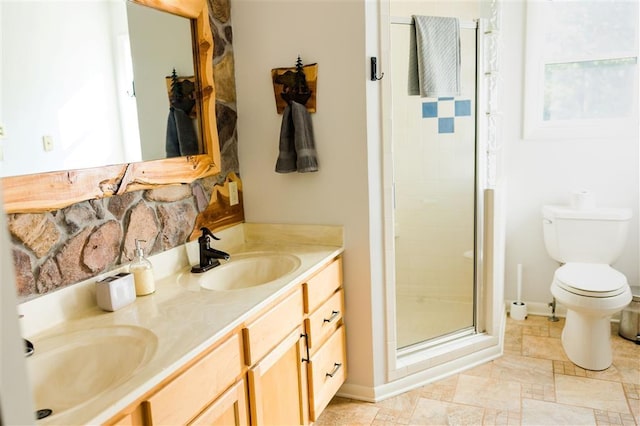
(96, 273), (136, 312)
(510, 301), (528, 321)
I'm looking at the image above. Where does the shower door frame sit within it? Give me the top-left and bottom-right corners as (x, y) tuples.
(381, 14), (499, 384)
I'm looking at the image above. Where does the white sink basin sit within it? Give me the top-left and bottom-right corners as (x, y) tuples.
(27, 325), (157, 420)
(196, 251), (301, 291)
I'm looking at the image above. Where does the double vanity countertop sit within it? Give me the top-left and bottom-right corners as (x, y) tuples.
(18, 223), (344, 425)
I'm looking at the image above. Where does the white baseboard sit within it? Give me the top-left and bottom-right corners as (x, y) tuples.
(505, 300), (622, 322)
(336, 335), (503, 403)
(506, 300), (566, 318)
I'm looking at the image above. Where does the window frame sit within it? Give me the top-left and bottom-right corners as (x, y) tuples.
(522, 0), (639, 140)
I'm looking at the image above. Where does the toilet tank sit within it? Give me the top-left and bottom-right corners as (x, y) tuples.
(542, 205), (632, 264)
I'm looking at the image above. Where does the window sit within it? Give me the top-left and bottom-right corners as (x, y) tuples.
(523, 0), (638, 140)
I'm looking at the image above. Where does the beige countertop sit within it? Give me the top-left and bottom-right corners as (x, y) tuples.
(19, 223), (344, 425)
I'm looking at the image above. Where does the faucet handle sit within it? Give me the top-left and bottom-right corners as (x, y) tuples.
(201, 227), (220, 241)
(25, 339), (34, 357)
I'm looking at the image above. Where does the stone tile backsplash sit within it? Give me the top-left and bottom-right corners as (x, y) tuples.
(11, 178), (220, 299)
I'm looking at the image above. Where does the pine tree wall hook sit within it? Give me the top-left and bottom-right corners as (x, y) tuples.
(271, 56), (318, 114)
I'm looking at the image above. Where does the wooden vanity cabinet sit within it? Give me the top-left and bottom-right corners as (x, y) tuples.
(242, 256), (346, 425)
(106, 255), (346, 426)
(303, 257), (347, 421)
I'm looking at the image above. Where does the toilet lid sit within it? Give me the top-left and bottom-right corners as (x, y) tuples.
(555, 263), (628, 297)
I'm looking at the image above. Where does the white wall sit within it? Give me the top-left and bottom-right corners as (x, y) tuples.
(232, 0), (378, 390)
(501, 2), (639, 308)
(1, 1), (126, 177)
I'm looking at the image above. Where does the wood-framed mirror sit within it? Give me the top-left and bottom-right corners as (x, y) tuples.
(1, 0), (220, 214)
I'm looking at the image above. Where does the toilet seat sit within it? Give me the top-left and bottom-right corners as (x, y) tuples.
(555, 263), (628, 298)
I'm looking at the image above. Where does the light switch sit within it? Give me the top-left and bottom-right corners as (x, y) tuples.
(229, 181), (239, 206)
(42, 135), (54, 152)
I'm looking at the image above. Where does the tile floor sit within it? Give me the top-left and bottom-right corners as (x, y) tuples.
(316, 315), (640, 425)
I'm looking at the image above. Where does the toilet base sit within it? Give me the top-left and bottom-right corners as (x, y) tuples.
(561, 310), (613, 371)
(551, 279), (631, 371)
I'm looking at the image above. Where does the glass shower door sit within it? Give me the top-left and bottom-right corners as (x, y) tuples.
(391, 22), (477, 349)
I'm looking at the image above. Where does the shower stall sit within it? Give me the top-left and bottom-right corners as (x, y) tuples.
(382, 0), (504, 380)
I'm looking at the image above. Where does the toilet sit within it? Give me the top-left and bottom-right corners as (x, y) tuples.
(542, 205), (633, 370)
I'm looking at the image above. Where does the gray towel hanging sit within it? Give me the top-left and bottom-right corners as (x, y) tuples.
(275, 101), (318, 173)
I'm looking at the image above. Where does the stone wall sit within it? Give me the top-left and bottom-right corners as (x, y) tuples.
(211, 0), (239, 178)
(9, 0), (240, 301)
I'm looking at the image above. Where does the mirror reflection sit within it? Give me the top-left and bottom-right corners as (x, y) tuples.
(0, 0), (201, 178)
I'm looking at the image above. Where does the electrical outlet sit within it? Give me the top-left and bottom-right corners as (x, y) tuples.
(0, 124), (5, 139)
(229, 181), (239, 206)
(42, 135), (54, 152)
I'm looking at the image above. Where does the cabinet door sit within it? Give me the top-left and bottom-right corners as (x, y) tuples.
(189, 379), (249, 426)
(247, 327), (309, 426)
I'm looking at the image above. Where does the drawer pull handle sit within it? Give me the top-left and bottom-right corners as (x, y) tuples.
(323, 310), (340, 323)
(326, 362), (342, 378)
(301, 333), (310, 363)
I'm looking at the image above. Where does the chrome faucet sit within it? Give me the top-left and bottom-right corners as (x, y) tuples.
(191, 227), (230, 273)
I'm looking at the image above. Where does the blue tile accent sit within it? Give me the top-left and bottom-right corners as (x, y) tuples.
(438, 97), (455, 101)
(438, 117), (454, 133)
(422, 102), (438, 118)
(455, 100), (472, 117)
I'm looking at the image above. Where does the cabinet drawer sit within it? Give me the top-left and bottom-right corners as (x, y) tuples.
(147, 333), (243, 425)
(189, 378), (249, 426)
(308, 325), (347, 421)
(305, 289), (344, 352)
(107, 404), (147, 426)
(243, 288), (303, 365)
(303, 257), (343, 314)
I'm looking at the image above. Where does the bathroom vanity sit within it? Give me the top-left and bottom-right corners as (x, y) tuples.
(19, 224), (345, 425)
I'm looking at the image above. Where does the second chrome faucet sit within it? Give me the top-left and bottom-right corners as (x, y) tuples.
(191, 227), (230, 273)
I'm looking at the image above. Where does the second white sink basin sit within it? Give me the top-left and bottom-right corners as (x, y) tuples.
(198, 251), (301, 291)
(27, 325), (157, 421)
